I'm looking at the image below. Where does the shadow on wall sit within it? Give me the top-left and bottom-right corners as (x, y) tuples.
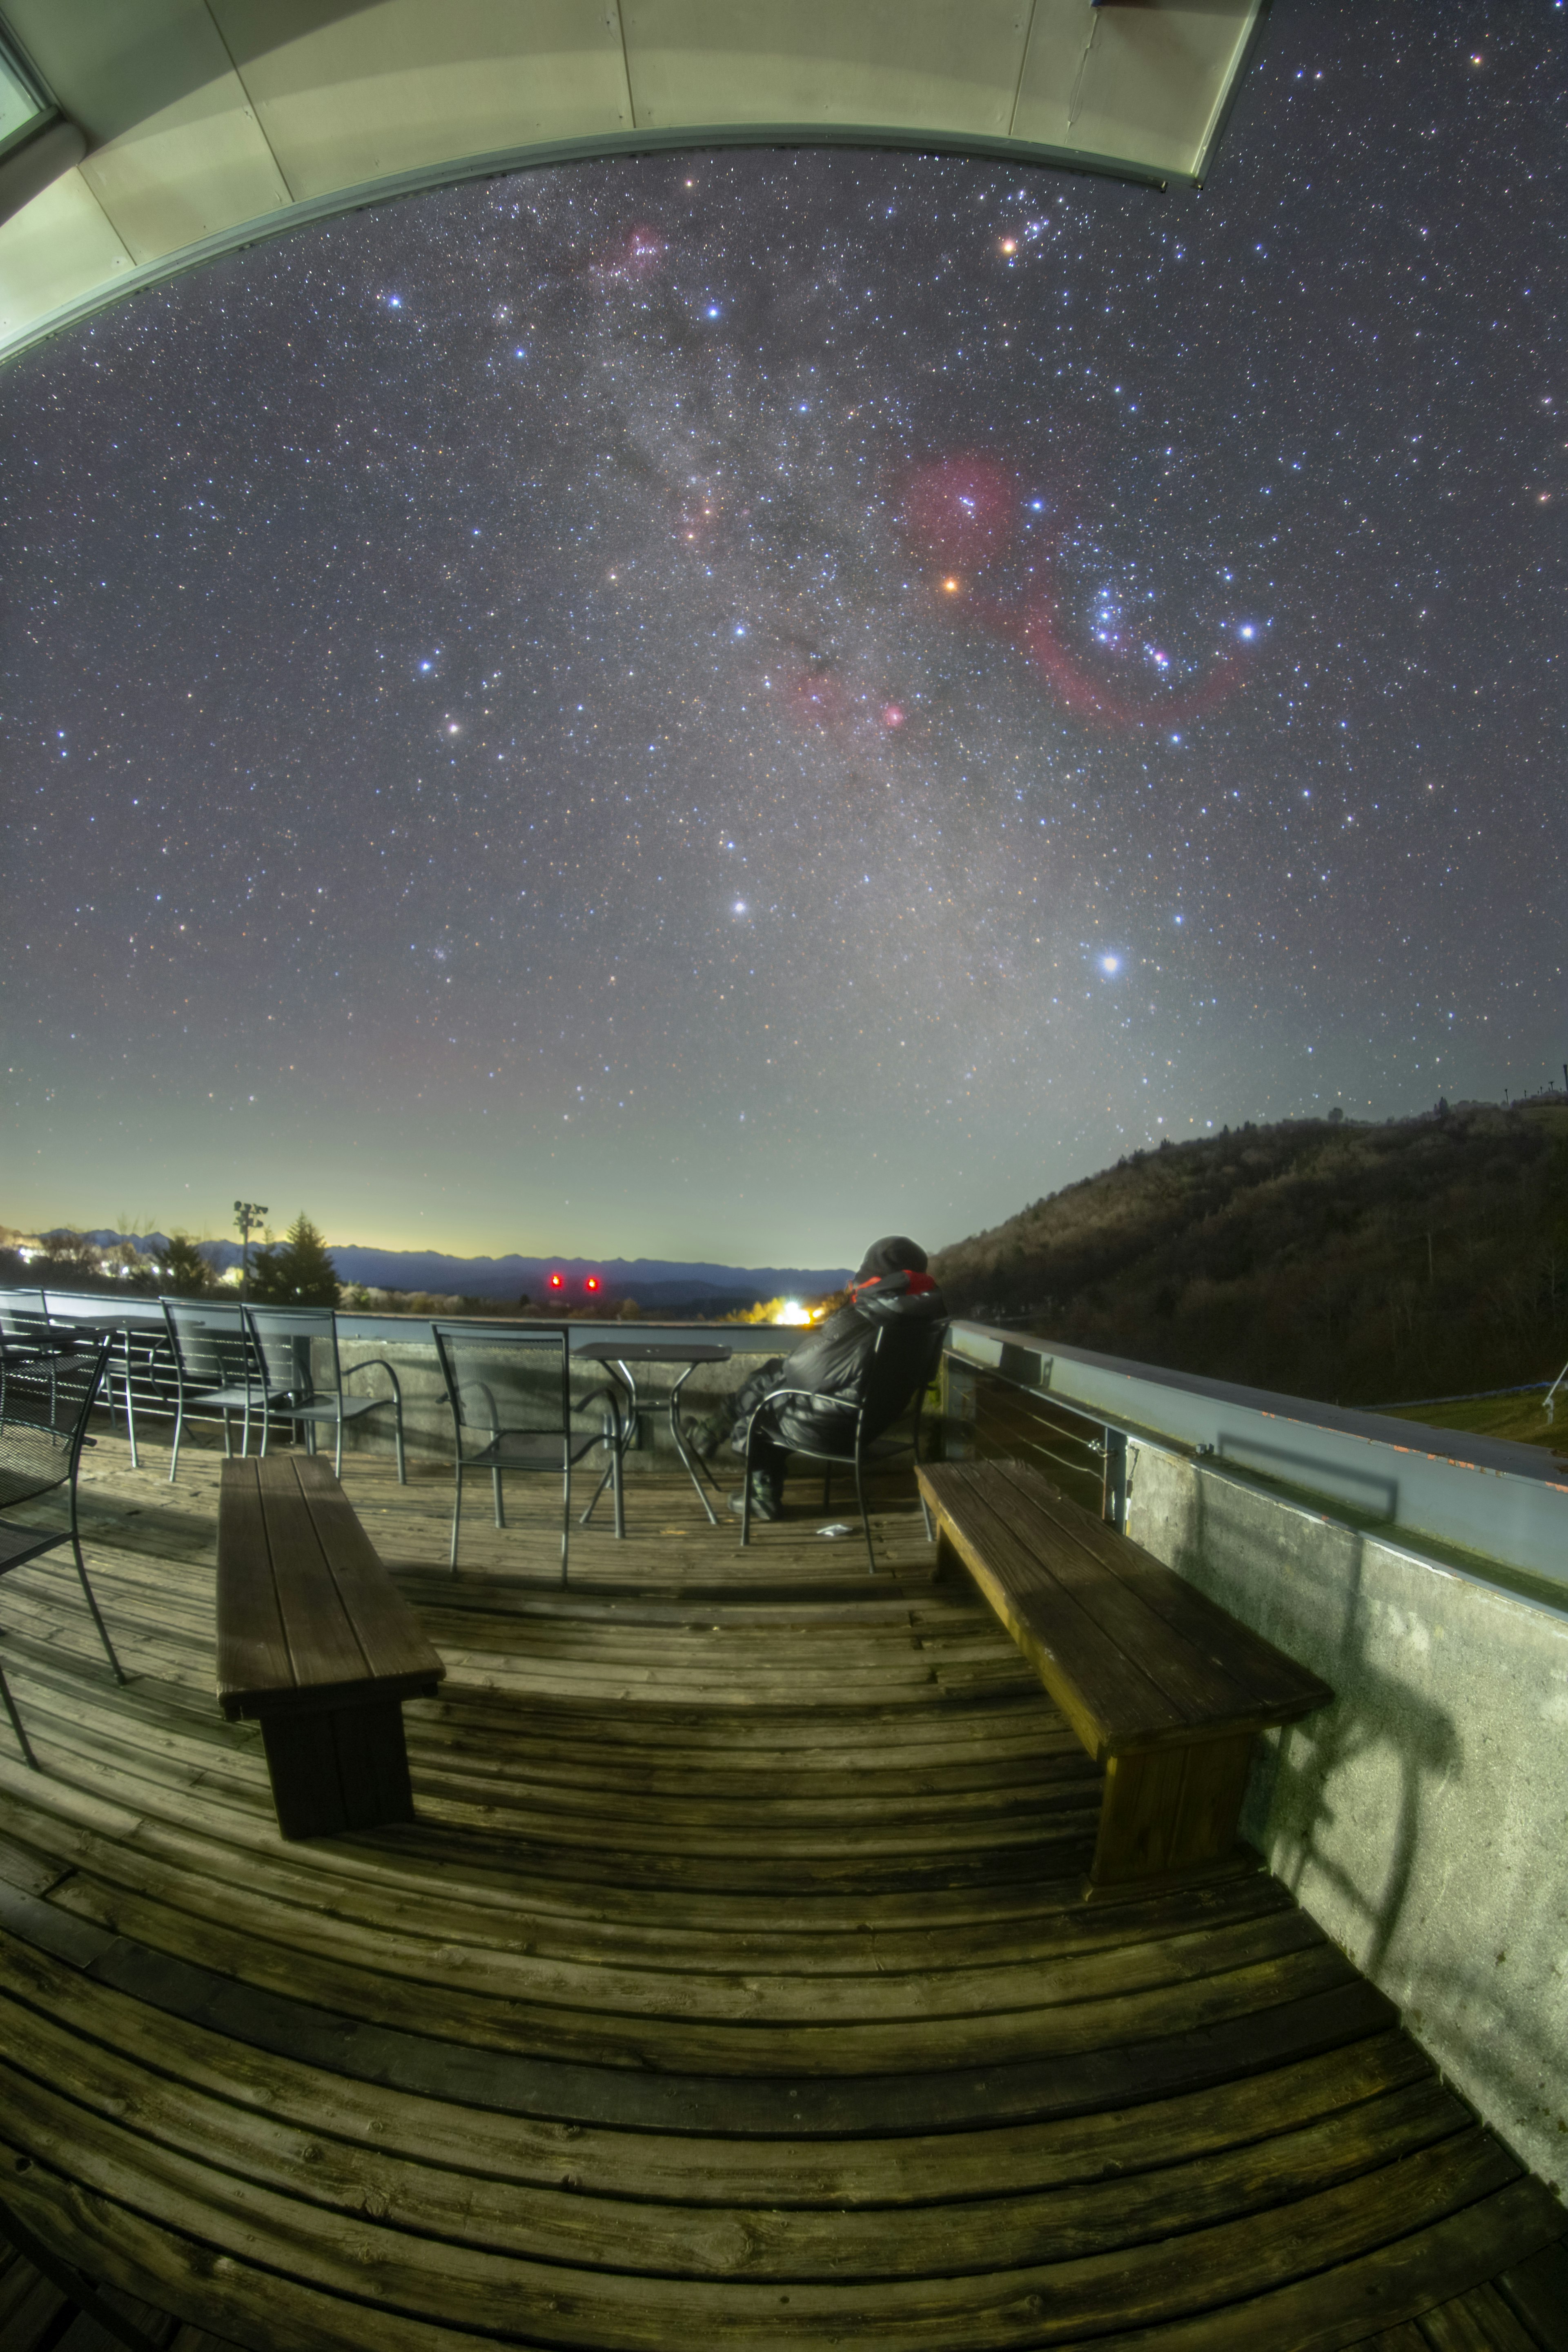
(1152, 1451), (1568, 2195)
(1235, 1523), (1461, 1979)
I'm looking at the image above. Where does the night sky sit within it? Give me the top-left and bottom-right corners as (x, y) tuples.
(2, 6), (1562, 1267)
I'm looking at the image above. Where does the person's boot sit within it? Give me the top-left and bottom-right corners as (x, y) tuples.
(729, 1472), (783, 1523)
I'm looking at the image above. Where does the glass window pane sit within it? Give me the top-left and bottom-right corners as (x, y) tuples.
(0, 46), (47, 153)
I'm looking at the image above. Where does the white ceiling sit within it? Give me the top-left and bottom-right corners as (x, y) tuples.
(0, 0), (1267, 364)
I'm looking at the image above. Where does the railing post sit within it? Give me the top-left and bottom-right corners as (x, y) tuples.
(940, 1352), (977, 1460)
(1102, 1426), (1127, 1530)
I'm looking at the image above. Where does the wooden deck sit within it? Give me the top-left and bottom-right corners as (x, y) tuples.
(0, 1427), (1563, 2352)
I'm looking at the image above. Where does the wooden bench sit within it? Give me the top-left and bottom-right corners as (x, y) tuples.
(916, 1458), (1332, 1893)
(217, 1454), (445, 1841)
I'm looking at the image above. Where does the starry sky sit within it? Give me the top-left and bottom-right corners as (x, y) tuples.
(2, 5), (1563, 1267)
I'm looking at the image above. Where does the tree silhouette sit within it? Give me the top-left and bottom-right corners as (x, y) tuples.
(155, 1233), (216, 1297)
(249, 1214), (339, 1307)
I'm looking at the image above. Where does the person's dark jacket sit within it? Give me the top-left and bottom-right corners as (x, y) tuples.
(760, 1269), (947, 1455)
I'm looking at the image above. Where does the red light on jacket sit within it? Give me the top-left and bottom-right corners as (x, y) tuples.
(548, 1272), (565, 1291)
(584, 1274), (601, 1293)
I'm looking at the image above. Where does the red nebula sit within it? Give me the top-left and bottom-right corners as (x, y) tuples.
(591, 223), (666, 283)
(971, 594), (1243, 730)
(880, 703), (905, 729)
(902, 454), (1016, 569)
(901, 442), (1247, 732)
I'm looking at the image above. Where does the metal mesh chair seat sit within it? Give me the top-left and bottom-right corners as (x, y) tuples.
(460, 1429), (597, 1468)
(244, 1306), (406, 1483)
(0, 1336), (126, 1767)
(433, 1323), (621, 1581)
(781, 1423), (919, 1471)
(0, 1405), (91, 1509)
(0, 1517), (71, 1571)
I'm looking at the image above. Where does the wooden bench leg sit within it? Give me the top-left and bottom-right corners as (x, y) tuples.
(1089, 1732), (1256, 1890)
(259, 1699), (416, 1840)
(932, 1528), (961, 1581)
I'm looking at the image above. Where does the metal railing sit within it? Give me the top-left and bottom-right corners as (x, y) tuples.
(1, 1292), (795, 1470)
(14, 1287), (1565, 1597)
(940, 1321), (1568, 1603)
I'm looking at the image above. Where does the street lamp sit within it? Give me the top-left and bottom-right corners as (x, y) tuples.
(234, 1201), (268, 1291)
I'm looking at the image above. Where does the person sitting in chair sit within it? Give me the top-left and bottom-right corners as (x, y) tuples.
(721, 1236), (947, 1521)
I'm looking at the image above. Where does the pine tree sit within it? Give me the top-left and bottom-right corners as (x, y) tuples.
(249, 1214), (339, 1306)
(156, 1233), (215, 1297)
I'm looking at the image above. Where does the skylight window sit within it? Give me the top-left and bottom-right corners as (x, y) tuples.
(0, 29), (51, 163)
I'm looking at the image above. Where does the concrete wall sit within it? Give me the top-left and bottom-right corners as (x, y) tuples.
(1128, 1444), (1568, 2201)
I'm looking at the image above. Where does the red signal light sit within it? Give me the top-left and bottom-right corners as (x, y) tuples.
(584, 1274), (601, 1293)
(548, 1271), (565, 1292)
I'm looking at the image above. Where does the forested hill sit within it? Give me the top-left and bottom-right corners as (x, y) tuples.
(931, 1100), (1568, 1408)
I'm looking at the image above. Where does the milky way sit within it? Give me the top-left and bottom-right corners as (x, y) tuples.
(1, 5), (1562, 1263)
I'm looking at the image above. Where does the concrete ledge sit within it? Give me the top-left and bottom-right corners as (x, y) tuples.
(1129, 1445), (1568, 2200)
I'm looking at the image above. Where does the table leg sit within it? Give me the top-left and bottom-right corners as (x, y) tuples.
(120, 1330), (141, 1470)
(579, 1364), (633, 1536)
(669, 1362), (720, 1525)
(611, 1378), (627, 1539)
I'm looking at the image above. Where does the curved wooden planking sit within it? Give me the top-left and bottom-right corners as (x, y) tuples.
(0, 1434), (1559, 2351)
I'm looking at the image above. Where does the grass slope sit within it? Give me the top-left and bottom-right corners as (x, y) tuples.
(932, 1102), (1568, 1423)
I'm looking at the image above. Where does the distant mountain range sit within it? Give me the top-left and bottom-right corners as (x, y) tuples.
(74, 1236), (851, 1309)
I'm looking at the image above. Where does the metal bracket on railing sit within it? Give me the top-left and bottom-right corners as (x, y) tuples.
(1102, 1426), (1128, 1530)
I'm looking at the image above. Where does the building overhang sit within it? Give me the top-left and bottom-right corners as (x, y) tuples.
(0, 0), (1268, 368)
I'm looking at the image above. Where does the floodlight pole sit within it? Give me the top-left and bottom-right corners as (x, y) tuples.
(234, 1200), (268, 1291)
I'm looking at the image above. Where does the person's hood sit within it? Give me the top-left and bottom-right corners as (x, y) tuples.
(854, 1234), (927, 1282)
(851, 1266), (945, 1321)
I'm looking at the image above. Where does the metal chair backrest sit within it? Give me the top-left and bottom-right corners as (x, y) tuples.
(0, 1335), (112, 1511)
(0, 1287), (50, 1344)
(858, 1314), (949, 1448)
(161, 1296), (257, 1398)
(432, 1323), (572, 1452)
(40, 1290), (118, 1335)
(244, 1303), (340, 1402)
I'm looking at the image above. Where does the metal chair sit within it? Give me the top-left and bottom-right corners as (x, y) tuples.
(0, 1286), (79, 1431)
(739, 1321), (947, 1573)
(161, 1297), (276, 1481)
(0, 1287), (51, 1359)
(0, 1287), (53, 1399)
(42, 1290), (172, 1470)
(432, 1323), (622, 1583)
(0, 1335), (125, 1766)
(244, 1305), (407, 1482)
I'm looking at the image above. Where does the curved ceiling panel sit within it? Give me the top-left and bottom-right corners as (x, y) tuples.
(0, 0), (1267, 364)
